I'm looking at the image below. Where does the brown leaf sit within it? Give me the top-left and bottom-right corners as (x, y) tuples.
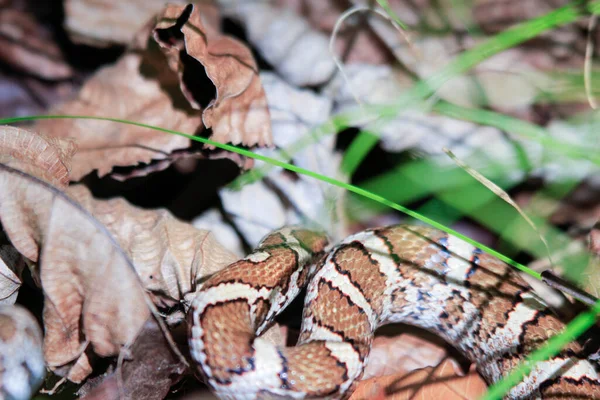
(0, 125), (76, 188)
(351, 359), (487, 400)
(0, 304), (45, 400)
(153, 4), (272, 148)
(78, 318), (187, 400)
(34, 51), (201, 180)
(64, 0), (188, 46)
(0, 9), (72, 79)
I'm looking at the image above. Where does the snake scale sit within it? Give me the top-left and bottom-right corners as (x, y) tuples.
(189, 225), (600, 399)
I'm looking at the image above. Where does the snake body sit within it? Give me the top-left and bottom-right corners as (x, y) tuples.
(189, 225), (600, 399)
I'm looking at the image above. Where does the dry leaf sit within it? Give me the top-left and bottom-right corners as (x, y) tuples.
(0, 164), (152, 382)
(66, 185), (238, 307)
(363, 333), (448, 380)
(35, 52), (200, 180)
(153, 4), (272, 148)
(0, 125), (76, 188)
(218, 1), (336, 86)
(0, 9), (72, 79)
(64, 0), (187, 46)
(77, 319), (187, 400)
(352, 359), (487, 400)
(0, 127), (237, 381)
(0, 304), (45, 400)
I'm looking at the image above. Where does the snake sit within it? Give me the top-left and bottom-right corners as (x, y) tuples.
(188, 225), (600, 399)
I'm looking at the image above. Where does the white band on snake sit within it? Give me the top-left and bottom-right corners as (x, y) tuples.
(188, 225), (600, 399)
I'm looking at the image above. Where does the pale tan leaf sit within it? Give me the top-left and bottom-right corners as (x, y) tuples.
(66, 185), (239, 306)
(34, 51), (201, 181)
(351, 359), (487, 400)
(0, 9), (72, 80)
(153, 4), (272, 148)
(64, 0), (187, 46)
(218, 1), (336, 86)
(0, 125), (76, 188)
(0, 304), (45, 400)
(0, 164), (150, 382)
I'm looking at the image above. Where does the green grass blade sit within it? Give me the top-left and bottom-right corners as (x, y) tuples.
(0, 114), (541, 280)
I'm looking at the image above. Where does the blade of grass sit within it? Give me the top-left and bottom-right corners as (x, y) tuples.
(0, 114), (541, 281)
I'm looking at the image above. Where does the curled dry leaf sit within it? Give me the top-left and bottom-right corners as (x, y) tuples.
(64, 0), (187, 46)
(35, 51), (200, 181)
(153, 4), (272, 148)
(219, 1), (336, 86)
(0, 9), (72, 79)
(351, 359), (487, 400)
(0, 304), (45, 400)
(0, 125), (76, 188)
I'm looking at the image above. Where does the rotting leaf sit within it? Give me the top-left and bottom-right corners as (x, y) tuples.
(77, 318), (187, 400)
(0, 125), (238, 381)
(153, 4), (273, 148)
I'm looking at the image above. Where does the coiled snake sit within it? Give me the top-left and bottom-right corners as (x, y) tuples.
(189, 225), (600, 399)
